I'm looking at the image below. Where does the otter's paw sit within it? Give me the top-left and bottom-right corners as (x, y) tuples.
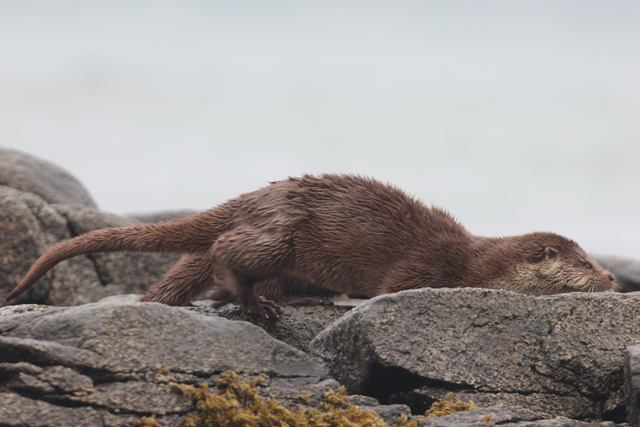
(240, 297), (282, 320)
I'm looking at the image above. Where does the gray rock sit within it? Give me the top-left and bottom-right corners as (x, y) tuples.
(0, 393), (105, 427)
(0, 299), (330, 426)
(394, 388), (596, 420)
(0, 304), (52, 316)
(359, 403), (411, 424)
(0, 187), (104, 306)
(0, 300), (325, 377)
(191, 302), (352, 353)
(0, 147), (97, 208)
(310, 288), (640, 421)
(0, 188), (180, 307)
(414, 404), (609, 426)
(625, 344), (640, 426)
(596, 255), (640, 293)
(416, 405), (544, 426)
(349, 394), (381, 406)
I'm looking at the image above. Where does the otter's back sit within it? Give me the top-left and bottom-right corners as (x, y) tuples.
(286, 174), (466, 289)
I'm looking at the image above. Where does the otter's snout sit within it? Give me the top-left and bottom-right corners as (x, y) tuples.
(601, 270), (619, 291)
(609, 272), (622, 290)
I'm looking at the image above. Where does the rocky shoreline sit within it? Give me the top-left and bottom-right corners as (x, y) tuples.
(2, 147), (640, 426)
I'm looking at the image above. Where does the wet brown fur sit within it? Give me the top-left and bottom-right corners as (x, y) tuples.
(5, 174), (617, 318)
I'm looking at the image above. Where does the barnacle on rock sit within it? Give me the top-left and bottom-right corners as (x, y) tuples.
(423, 392), (478, 418)
(161, 370), (418, 427)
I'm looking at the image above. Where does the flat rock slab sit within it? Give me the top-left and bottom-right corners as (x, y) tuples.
(0, 304), (52, 316)
(0, 299), (330, 426)
(191, 302), (353, 353)
(311, 288), (640, 421)
(415, 405), (617, 426)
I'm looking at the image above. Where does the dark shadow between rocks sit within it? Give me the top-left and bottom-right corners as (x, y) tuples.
(361, 364), (447, 410)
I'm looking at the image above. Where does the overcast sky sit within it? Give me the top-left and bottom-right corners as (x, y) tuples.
(1, 1), (639, 257)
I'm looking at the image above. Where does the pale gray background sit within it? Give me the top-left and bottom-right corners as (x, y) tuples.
(1, 1), (639, 257)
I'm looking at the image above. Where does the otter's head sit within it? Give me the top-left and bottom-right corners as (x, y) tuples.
(503, 232), (618, 296)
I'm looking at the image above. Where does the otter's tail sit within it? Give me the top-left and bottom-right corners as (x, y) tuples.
(5, 208), (228, 302)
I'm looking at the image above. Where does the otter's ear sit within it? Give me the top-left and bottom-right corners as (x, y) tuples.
(544, 246), (558, 260)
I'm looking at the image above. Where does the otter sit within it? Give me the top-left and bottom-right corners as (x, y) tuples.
(5, 174), (617, 319)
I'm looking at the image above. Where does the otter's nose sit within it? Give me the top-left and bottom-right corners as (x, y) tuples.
(608, 273), (616, 282)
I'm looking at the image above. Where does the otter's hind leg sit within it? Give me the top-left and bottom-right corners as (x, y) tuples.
(207, 282), (236, 308)
(140, 254), (214, 306)
(206, 259), (282, 318)
(211, 225), (295, 319)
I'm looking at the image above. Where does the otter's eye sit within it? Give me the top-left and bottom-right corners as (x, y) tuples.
(584, 262), (592, 269)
